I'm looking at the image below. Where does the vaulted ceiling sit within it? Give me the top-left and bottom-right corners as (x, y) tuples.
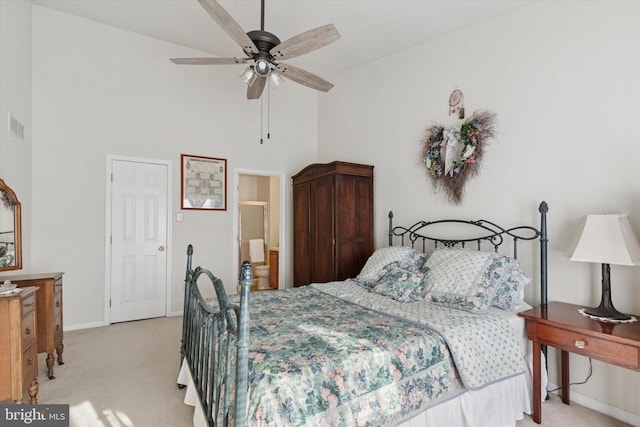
(32, 0), (532, 79)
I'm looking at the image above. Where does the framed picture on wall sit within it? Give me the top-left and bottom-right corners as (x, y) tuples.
(181, 154), (227, 210)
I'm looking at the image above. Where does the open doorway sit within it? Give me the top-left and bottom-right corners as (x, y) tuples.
(233, 169), (284, 292)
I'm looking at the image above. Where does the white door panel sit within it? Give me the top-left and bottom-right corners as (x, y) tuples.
(110, 160), (168, 323)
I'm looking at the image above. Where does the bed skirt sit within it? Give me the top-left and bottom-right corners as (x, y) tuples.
(177, 352), (547, 427)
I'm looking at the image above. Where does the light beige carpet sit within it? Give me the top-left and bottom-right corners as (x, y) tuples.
(34, 316), (632, 427)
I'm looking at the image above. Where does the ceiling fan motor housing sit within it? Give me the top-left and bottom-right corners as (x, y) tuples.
(247, 30), (280, 75)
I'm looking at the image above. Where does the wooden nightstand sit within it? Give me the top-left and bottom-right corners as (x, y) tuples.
(518, 301), (640, 424)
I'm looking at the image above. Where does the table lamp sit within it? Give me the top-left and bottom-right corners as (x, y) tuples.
(569, 213), (640, 321)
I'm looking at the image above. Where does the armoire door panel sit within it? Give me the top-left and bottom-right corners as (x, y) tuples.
(292, 161), (373, 286)
(310, 176), (334, 283)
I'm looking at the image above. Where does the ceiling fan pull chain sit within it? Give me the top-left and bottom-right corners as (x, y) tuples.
(267, 81), (271, 140)
(260, 93), (264, 144)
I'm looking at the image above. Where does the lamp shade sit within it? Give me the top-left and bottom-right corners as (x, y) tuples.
(570, 214), (640, 266)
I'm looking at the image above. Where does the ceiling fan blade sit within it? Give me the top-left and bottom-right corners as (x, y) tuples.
(247, 76), (266, 100)
(197, 0), (258, 54)
(276, 63), (334, 93)
(270, 24), (340, 61)
(170, 57), (248, 65)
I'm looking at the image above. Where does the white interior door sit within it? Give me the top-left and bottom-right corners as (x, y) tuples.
(109, 159), (168, 323)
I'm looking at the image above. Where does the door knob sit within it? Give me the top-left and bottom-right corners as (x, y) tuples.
(158, 245), (165, 252)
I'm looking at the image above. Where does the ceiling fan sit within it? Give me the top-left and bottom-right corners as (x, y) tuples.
(171, 0), (341, 100)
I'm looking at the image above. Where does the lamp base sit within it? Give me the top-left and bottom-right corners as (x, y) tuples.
(584, 263), (631, 321)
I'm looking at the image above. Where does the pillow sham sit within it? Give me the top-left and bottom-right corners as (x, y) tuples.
(424, 248), (509, 313)
(357, 246), (426, 282)
(491, 268), (531, 311)
(372, 264), (428, 302)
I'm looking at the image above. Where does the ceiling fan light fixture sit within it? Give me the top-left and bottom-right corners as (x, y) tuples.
(240, 66), (256, 85)
(255, 58), (270, 77)
(269, 69), (284, 88)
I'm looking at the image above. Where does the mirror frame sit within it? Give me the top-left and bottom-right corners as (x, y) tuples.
(0, 179), (22, 271)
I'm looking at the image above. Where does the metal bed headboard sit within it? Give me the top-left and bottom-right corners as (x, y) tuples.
(388, 201), (549, 306)
(387, 201), (549, 365)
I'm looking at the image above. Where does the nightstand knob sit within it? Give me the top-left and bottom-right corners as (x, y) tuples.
(575, 340), (586, 349)
(25, 327), (32, 335)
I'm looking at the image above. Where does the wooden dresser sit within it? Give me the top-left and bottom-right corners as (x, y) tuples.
(1, 272), (64, 379)
(0, 287), (39, 403)
(292, 161), (374, 286)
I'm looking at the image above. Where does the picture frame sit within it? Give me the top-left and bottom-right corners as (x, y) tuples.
(181, 154), (227, 210)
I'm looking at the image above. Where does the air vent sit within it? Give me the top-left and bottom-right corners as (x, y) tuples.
(8, 112), (24, 141)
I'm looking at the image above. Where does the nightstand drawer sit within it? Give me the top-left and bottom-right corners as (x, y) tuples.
(538, 324), (639, 369)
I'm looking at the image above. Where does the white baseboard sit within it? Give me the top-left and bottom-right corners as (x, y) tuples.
(63, 321), (108, 332)
(547, 382), (640, 426)
(65, 312), (183, 332)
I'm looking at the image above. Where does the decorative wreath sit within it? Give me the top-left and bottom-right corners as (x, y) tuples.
(421, 110), (497, 204)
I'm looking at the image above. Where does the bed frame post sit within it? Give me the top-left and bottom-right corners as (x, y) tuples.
(234, 261), (252, 427)
(538, 201), (549, 377)
(538, 201), (549, 307)
(388, 211), (394, 246)
(180, 244), (194, 368)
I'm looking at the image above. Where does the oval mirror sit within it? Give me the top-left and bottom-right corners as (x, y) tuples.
(0, 179), (22, 271)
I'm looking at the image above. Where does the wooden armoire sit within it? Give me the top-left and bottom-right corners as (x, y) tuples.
(292, 161), (374, 286)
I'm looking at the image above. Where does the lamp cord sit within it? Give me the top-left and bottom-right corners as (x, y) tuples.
(547, 357), (593, 393)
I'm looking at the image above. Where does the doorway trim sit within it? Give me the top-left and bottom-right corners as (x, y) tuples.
(233, 168), (285, 290)
(104, 155), (173, 325)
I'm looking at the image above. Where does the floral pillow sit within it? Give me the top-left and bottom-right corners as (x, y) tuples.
(424, 249), (504, 313)
(491, 268), (531, 311)
(357, 246), (426, 282)
(372, 263), (429, 302)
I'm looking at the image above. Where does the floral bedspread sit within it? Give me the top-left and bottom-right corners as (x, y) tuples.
(236, 286), (464, 426)
(313, 280), (526, 389)
(216, 280), (525, 426)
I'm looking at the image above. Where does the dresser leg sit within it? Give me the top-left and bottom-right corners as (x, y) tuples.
(28, 378), (39, 404)
(56, 342), (65, 365)
(46, 353), (55, 379)
(532, 339), (542, 423)
(561, 349), (570, 405)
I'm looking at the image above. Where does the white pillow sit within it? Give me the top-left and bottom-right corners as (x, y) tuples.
(424, 248), (507, 313)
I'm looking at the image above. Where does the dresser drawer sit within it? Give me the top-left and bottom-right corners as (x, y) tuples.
(22, 343), (38, 389)
(54, 313), (63, 344)
(21, 311), (36, 351)
(54, 291), (62, 318)
(538, 324), (639, 369)
(21, 293), (36, 315)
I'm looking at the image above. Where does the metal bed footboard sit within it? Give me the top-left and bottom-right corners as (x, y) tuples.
(180, 244), (252, 427)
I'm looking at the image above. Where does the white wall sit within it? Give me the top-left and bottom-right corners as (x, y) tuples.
(0, 0), (32, 266)
(319, 0), (640, 422)
(30, 5), (318, 328)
